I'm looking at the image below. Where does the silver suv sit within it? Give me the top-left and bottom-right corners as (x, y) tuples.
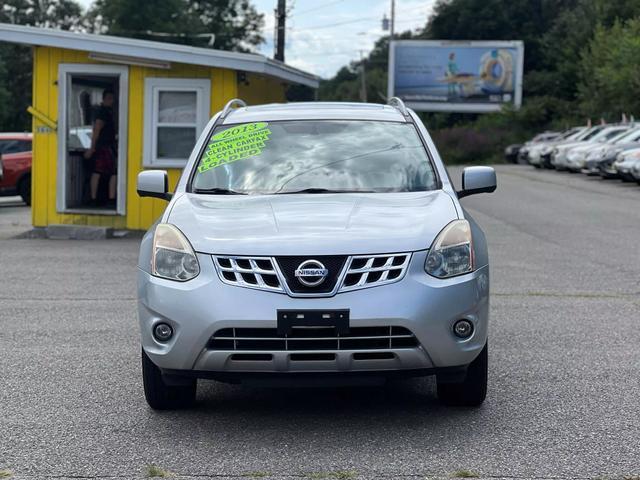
(136, 99), (496, 410)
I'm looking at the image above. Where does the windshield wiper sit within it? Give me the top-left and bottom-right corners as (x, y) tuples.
(276, 188), (375, 194)
(192, 187), (247, 195)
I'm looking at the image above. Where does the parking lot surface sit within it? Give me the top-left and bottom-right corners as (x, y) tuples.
(1, 165), (639, 479)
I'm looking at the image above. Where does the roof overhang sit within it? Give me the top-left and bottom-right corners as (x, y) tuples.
(0, 23), (320, 88)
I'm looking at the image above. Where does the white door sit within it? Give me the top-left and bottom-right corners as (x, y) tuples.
(57, 64), (128, 215)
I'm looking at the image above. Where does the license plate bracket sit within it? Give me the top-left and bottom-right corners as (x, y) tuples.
(277, 309), (350, 336)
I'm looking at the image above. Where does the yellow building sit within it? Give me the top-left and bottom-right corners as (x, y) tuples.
(0, 23), (318, 231)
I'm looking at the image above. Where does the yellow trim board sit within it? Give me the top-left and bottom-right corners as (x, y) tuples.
(27, 106), (57, 130)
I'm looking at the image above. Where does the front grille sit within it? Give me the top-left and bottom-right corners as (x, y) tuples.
(212, 252), (412, 296)
(339, 254), (411, 292)
(208, 326), (419, 351)
(275, 255), (348, 294)
(213, 256), (283, 292)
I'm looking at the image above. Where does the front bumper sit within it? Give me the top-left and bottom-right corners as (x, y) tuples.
(138, 251), (490, 376)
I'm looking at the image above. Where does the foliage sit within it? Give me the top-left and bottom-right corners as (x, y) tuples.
(319, 0), (640, 164)
(0, 0), (83, 30)
(317, 31), (418, 103)
(0, 0), (265, 131)
(87, 0), (264, 52)
(0, 0), (85, 131)
(578, 18), (640, 120)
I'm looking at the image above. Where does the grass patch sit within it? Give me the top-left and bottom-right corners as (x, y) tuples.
(450, 470), (479, 479)
(306, 471), (358, 480)
(332, 472), (358, 480)
(0, 471), (12, 478)
(145, 464), (172, 478)
(245, 472), (269, 478)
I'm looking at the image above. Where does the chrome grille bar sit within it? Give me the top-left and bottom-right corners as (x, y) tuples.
(213, 256), (284, 292)
(339, 253), (411, 292)
(209, 326), (419, 351)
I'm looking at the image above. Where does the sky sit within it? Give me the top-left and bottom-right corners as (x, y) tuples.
(76, 0), (435, 79)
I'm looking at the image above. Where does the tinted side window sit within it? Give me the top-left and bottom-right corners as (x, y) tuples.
(0, 140), (31, 154)
(0, 140), (13, 154)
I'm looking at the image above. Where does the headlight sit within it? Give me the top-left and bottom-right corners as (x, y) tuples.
(540, 145), (551, 155)
(152, 224), (200, 281)
(425, 220), (474, 278)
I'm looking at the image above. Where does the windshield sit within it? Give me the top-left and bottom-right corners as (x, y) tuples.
(563, 127), (586, 140)
(612, 128), (640, 143)
(190, 120), (438, 194)
(589, 127), (627, 142)
(578, 126), (606, 141)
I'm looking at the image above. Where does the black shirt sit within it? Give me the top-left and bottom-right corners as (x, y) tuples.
(95, 105), (116, 149)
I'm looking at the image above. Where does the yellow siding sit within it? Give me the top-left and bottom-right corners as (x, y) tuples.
(30, 46), (280, 231)
(238, 73), (287, 105)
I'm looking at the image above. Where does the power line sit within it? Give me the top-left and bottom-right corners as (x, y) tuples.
(290, 15), (381, 31)
(293, 0), (346, 16)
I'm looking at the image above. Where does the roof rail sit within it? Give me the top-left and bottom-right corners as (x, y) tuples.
(387, 97), (409, 118)
(221, 98), (247, 119)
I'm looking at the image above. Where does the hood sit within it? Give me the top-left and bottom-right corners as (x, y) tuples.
(556, 140), (590, 153)
(571, 142), (606, 154)
(168, 191), (459, 256)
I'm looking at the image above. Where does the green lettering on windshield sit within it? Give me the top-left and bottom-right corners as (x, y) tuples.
(198, 122), (272, 173)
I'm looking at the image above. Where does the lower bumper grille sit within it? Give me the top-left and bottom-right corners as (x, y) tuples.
(208, 326), (419, 351)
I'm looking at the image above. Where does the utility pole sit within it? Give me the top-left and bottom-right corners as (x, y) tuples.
(359, 50), (367, 102)
(274, 0), (286, 62)
(386, 0), (396, 100)
(390, 0), (395, 40)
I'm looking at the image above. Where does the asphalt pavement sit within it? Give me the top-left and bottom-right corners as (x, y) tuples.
(1, 166), (639, 479)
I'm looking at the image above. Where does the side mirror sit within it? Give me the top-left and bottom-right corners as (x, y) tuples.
(457, 166), (497, 199)
(137, 170), (172, 201)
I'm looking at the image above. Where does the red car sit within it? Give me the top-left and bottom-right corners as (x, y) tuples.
(0, 133), (32, 205)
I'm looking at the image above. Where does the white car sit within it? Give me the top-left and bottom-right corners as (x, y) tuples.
(527, 127), (586, 167)
(135, 99), (497, 410)
(552, 126), (630, 170)
(631, 157), (640, 183)
(614, 148), (640, 181)
(565, 127), (640, 172)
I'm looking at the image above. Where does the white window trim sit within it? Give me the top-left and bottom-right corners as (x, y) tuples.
(143, 78), (210, 168)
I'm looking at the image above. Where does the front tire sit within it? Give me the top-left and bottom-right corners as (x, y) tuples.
(18, 175), (31, 206)
(437, 342), (487, 407)
(142, 349), (196, 410)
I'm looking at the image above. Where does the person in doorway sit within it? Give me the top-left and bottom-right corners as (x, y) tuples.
(84, 88), (117, 207)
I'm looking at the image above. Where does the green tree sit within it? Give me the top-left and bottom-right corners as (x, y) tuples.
(0, 0), (84, 131)
(88, 0), (264, 52)
(0, 0), (83, 29)
(578, 18), (640, 119)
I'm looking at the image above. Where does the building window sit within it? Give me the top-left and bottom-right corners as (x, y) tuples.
(143, 78), (211, 168)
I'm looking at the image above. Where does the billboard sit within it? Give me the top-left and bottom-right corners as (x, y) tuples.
(388, 40), (524, 113)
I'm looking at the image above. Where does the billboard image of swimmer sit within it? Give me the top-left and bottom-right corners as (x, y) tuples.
(388, 40), (524, 113)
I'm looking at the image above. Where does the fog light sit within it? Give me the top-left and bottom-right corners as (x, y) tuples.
(153, 322), (173, 342)
(453, 319), (474, 338)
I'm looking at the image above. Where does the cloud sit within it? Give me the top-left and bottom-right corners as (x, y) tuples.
(254, 0), (436, 78)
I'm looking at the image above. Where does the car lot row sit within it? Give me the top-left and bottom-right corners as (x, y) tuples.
(504, 123), (640, 182)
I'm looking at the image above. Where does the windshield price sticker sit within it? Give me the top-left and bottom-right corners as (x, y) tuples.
(198, 122), (272, 173)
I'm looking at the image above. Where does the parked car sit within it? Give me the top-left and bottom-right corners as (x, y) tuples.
(612, 148), (640, 181)
(552, 125), (628, 170)
(631, 157), (640, 184)
(527, 127), (587, 168)
(508, 131), (562, 165)
(135, 99), (497, 410)
(581, 127), (640, 176)
(565, 126), (640, 173)
(583, 143), (639, 176)
(0, 133), (32, 204)
(504, 143), (522, 163)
